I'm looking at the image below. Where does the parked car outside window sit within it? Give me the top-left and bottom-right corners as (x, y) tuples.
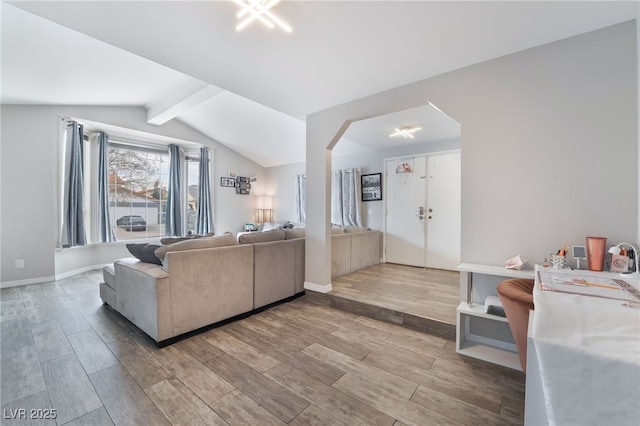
(116, 215), (147, 232)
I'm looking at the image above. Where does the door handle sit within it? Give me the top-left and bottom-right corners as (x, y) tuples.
(418, 206), (425, 215)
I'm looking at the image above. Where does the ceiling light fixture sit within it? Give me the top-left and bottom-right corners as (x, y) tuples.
(389, 127), (422, 139)
(232, 0), (292, 33)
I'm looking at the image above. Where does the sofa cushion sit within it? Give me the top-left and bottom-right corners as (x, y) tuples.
(154, 233), (238, 263)
(259, 222), (284, 232)
(238, 229), (285, 244)
(284, 229), (306, 240)
(116, 257), (169, 279)
(126, 243), (162, 265)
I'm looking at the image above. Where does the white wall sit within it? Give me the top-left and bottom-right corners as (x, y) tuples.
(304, 21), (638, 291)
(266, 138), (460, 231)
(0, 105), (264, 285)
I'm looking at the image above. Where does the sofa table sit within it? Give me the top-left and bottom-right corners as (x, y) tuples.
(456, 263), (534, 371)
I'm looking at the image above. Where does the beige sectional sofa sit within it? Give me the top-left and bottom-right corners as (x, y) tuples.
(100, 228), (380, 346)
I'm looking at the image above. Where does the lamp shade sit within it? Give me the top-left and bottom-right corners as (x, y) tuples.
(257, 196), (273, 210)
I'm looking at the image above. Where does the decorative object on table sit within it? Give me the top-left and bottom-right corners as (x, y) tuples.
(505, 254), (527, 270)
(361, 173), (382, 201)
(586, 236), (607, 271)
(571, 245), (586, 269)
(550, 254), (566, 269)
(610, 252), (630, 272)
(235, 176), (251, 195)
(227, 171), (236, 178)
(220, 177), (235, 187)
(608, 242), (640, 274)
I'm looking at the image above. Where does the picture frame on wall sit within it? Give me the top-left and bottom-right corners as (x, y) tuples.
(361, 173), (382, 201)
(221, 177), (235, 187)
(235, 176), (251, 195)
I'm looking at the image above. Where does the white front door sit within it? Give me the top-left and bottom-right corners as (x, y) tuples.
(425, 152), (461, 270)
(384, 152), (461, 270)
(385, 157), (427, 267)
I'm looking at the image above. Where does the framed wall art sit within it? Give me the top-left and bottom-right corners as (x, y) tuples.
(221, 177), (235, 187)
(361, 172), (382, 201)
(235, 176), (251, 195)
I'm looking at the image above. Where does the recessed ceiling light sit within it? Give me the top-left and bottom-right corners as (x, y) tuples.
(389, 127), (422, 139)
(231, 0), (292, 33)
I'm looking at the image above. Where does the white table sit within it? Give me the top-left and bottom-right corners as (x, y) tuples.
(525, 265), (640, 426)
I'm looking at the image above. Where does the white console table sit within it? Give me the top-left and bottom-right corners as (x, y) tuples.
(456, 263), (534, 371)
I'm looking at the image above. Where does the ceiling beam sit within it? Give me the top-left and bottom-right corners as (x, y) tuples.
(146, 79), (223, 125)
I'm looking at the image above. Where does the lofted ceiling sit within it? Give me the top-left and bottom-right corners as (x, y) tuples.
(2, 1), (638, 167)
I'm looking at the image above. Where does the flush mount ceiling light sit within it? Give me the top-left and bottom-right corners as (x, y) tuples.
(231, 0), (292, 33)
(389, 127), (422, 139)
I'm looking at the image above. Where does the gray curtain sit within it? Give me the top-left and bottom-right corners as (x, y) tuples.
(196, 147), (213, 235)
(64, 121), (86, 247)
(331, 168), (362, 227)
(165, 144), (183, 236)
(294, 174), (306, 223)
(97, 132), (115, 242)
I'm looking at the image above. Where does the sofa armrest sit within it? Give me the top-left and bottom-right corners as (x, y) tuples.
(114, 258), (172, 342)
(253, 239), (297, 309)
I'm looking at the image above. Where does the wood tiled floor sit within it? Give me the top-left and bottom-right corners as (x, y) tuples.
(0, 268), (524, 425)
(312, 263), (460, 340)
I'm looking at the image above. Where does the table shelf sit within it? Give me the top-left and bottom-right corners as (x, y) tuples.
(456, 264), (533, 370)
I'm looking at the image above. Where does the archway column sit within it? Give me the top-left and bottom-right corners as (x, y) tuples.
(303, 113), (350, 293)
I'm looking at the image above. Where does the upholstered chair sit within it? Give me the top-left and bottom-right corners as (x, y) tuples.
(497, 278), (535, 372)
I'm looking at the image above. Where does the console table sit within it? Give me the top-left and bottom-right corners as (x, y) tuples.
(525, 266), (640, 425)
(456, 263), (534, 371)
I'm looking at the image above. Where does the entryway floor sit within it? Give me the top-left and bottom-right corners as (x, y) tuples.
(307, 263), (460, 340)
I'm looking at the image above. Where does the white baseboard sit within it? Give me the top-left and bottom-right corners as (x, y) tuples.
(1, 264), (108, 289)
(304, 281), (333, 294)
(0, 275), (55, 289)
(55, 263), (109, 281)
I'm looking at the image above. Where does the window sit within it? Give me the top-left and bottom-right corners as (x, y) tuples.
(59, 119), (210, 245)
(108, 144), (170, 241)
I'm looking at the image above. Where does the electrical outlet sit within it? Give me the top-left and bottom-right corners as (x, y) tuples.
(15, 259), (24, 268)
